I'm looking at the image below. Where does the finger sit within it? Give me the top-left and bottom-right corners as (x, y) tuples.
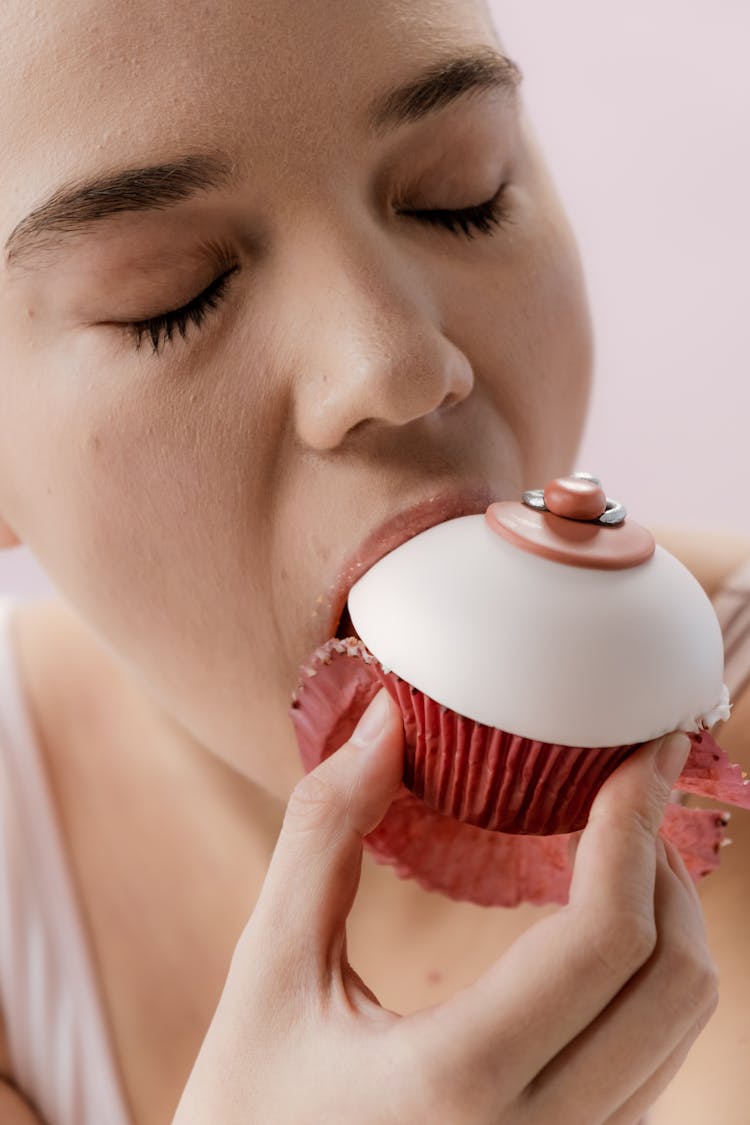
(605, 1000), (719, 1125)
(411, 731), (692, 1091)
(245, 687), (403, 975)
(524, 837), (718, 1120)
(567, 730), (692, 923)
(661, 833), (706, 918)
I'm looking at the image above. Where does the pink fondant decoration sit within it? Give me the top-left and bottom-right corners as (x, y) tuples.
(485, 500), (656, 570)
(543, 476), (607, 521)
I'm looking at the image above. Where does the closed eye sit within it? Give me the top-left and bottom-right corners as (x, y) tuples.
(119, 265), (239, 356)
(116, 184), (511, 358)
(401, 182), (512, 239)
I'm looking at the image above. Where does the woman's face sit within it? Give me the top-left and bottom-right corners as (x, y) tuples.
(0, 0), (592, 797)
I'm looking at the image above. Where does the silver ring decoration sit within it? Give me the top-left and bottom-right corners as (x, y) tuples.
(522, 472), (627, 526)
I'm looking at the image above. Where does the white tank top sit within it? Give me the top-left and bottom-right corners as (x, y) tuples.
(0, 596), (131, 1125)
(0, 558), (749, 1125)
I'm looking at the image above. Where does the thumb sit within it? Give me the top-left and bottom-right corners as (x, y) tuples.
(252, 687), (404, 962)
(569, 729), (692, 914)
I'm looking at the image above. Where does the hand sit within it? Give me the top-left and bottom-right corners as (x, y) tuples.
(172, 690), (717, 1125)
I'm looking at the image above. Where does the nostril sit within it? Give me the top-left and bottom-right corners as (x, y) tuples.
(441, 390), (461, 409)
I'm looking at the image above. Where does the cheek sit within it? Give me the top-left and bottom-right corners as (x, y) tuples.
(3, 347), (276, 646)
(521, 150), (595, 423)
(513, 228), (594, 477)
(447, 210), (593, 465)
(8, 365), (299, 765)
(532, 223), (593, 391)
(66, 388), (253, 598)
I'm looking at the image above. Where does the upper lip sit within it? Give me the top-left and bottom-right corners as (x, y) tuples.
(321, 482), (501, 642)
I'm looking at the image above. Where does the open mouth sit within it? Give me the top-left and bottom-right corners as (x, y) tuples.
(335, 603), (361, 642)
(322, 483), (498, 647)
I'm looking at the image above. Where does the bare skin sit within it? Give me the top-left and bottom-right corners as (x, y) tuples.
(1, 578), (747, 1123)
(0, 0), (747, 1121)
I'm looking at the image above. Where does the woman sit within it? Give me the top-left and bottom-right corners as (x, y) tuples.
(0, 1), (748, 1121)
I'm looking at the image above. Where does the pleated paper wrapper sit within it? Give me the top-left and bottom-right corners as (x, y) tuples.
(290, 637), (750, 908)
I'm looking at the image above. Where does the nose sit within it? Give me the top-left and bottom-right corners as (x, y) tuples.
(281, 224), (475, 451)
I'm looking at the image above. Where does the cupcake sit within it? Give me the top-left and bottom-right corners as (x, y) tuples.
(290, 473), (748, 907)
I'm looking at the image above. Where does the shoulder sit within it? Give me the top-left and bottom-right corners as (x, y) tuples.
(0, 598), (79, 1086)
(652, 524), (750, 764)
(651, 524), (750, 599)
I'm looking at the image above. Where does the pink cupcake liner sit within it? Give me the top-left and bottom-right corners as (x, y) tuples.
(362, 789), (733, 908)
(391, 675), (637, 833)
(292, 636), (637, 836)
(290, 637), (749, 907)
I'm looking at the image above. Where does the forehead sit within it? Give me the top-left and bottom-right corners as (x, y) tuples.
(1, 0), (497, 216)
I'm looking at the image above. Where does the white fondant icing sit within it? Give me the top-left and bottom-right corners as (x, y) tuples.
(347, 515), (730, 747)
(693, 682), (731, 731)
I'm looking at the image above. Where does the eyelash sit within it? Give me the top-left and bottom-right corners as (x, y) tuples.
(124, 184), (511, 356)
(126, 266), (239, 356)
(399, 182), (511, 240)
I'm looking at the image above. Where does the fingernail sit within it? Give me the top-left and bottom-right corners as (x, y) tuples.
(655, 731), (691, 787)
(351, 688), (392, 746)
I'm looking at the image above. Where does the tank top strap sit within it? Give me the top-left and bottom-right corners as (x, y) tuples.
(0, 595), (131, 1125)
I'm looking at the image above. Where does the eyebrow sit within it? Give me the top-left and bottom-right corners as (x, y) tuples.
(4, 48), (522, 273)
(368, 47), (522, 136)
(3, 152), (237, 273)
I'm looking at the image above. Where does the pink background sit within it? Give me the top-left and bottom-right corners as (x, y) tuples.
(1, 2), (748, 598)
(495, 0), (749, 531)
